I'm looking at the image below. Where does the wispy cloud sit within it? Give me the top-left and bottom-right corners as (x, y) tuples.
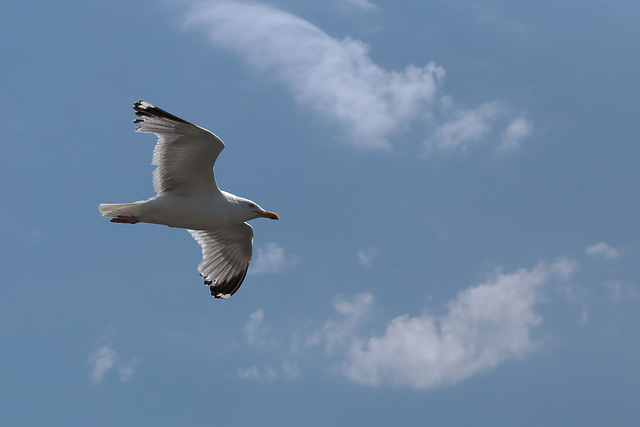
(237, 361), (300, 381)
(250, 242), (297, 274)
(424, 101), (533, 154)
(184, 1), (526, 152)
(88, 345), (119, 384)
(243, 309), (268, 346)
(603, 281), (638, 300)
(500, 116), (534, 150)
(357, 247), (378, 267)
(88, 330), (142, 384)
(460, 1), (531, 37)
(323, 293), (374, 355)
(185, 1), (443, 149)
(426, 102), (504, 153)
(585, 242), (620, 260)
(238, 310), (303, 379)
(312, 259), (574, 389)
(238, 365), (278, 380)
(88, 344), (142, 384)
(281, 360), (301, 379)
(118, 358), (142, 382)
(338, 0), (380, 11)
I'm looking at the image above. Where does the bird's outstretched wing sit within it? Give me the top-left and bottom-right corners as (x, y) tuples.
(133, 100), (224, 195)
(188, 224), (254, 299)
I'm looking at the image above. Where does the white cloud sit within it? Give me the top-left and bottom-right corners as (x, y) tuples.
(250, 242), (297, 274)
(184, 1), (444, 149)
(184, 1), (532, 152)
(88, 345), (119, 384)
(586, 242), (620, 260)
(184, 1), (531, 153)
(336, 259), (574, 389)
(88, 332), (142, 384)
(425, 102), (504, 153)
(243, 309), (268, 345)
(233, 258), (584, 388)
(501, 117), (534, 150)
(334, 292), (374, 317)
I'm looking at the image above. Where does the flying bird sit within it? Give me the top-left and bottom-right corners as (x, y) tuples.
(99, 101), (279, 299)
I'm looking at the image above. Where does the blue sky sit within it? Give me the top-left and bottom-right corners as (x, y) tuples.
(2, 0), (639, 425)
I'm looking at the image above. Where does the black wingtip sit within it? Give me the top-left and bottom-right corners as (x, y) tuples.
(206, 269), (248, 300)
(210, 285), (230, 299)
(132, 100), (193, 125)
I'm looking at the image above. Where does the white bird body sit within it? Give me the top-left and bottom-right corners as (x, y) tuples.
(99, 101), (278, 299)
(100, 192), (260, 230)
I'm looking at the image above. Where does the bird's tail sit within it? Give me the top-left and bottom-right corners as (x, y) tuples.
(99, 202), (142, 218)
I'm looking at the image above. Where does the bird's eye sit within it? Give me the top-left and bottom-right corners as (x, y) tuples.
(248, 203), (256, 208)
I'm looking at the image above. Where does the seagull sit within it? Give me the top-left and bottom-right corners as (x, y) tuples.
(99, 101), (279, 299)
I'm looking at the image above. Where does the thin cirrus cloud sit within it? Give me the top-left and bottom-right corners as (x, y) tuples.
(338, 0), (380, 11)
(238, 365), (278, 380)
(183, 1), (531, 152)
(249, 242), (297, 274)
(585, 242), (620, 260)
(314, 259), (574, 389)
(357, 246), (378, 267)
(237, 361), (301, 381)
(87, 344), (142, 384)
(240, 309), (301, 381)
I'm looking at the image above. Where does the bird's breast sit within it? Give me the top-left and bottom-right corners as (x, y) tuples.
(140, 194), (234, 230)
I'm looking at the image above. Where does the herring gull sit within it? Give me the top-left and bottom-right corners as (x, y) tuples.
(99, 101), (279, 299)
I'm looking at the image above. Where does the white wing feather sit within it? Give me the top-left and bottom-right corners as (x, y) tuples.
(133, 101), (224, 195)
(188, 224), (254, 299)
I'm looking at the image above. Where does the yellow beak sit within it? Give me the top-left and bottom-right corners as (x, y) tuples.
(259, 210), (279, 220)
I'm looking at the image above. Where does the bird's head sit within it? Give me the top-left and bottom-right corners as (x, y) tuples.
(241, 198), (279, 221)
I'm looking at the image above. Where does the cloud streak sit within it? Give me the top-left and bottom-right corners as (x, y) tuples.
(338, 0), (380, 11)
(184, 1), (531, 152)
(585, 242), (620, 260)
(357, 247), (378, 267)
(237, 361), (300, 381)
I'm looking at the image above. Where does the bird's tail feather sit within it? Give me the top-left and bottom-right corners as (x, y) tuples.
(99, 203), (142, 218)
